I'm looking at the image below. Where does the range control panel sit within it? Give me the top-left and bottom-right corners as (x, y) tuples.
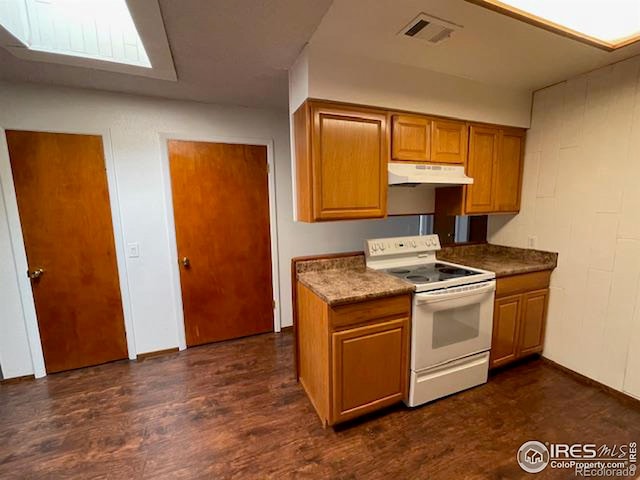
(365, 234), (441, 257)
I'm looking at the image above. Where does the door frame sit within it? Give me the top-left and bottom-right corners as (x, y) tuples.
(158, 133), (282, 351)
(0, 127), (137, 378)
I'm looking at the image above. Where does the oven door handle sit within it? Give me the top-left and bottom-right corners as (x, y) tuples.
(414, 281), (496, 304)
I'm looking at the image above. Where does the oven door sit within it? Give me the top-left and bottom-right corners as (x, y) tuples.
(411, 280), (495, 370)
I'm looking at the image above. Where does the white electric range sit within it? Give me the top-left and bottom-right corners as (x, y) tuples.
(365, 234), (496, 407)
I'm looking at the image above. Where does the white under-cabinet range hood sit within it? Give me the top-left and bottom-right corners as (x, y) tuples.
(388, 163), (473, 186)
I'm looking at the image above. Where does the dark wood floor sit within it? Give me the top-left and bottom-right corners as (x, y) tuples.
(1, 331), (639, 479)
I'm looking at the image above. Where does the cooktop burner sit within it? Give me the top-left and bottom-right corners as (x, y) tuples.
(438, 267), (472, 275)
(406, 275), (431, 282)
(384, 262), (481, 285)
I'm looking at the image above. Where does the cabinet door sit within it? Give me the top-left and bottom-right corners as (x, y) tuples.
(490, 294), (522, 369)
(518, 289), (549, 357)
(391, 114), (431, 162)
(431, 119), (467, 164)
(494, 128), (525, 213)
(312, 104), (388, 220)
(465, 125), (499, 214)
(331, 317), (408, 425)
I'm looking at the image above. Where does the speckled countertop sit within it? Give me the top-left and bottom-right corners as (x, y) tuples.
(296, 255), (414, 306)
(437, 243), (558, 278)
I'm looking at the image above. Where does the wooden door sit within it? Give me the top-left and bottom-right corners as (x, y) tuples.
(168, 140), (273, 346)
(391, 114), (431, 162)
(311, 103), (388, 220)
(518, 289), (549, 356)
(431, 119), (467, 164)
(465, 125), (499, 214)
(331, 317), (408, 424)
(490, 294), (522, 369)
(494, 128), (525, 213)
(6, 130), (128, 373)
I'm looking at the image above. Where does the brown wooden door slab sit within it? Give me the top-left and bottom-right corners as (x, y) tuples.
(6, 130), (128, 373)
(168, 140), (273, 346)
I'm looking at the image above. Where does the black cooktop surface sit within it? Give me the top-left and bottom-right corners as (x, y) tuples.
(384, 263), (480, 285)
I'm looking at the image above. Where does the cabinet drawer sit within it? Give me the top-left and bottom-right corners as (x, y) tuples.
(496, 270), (551, 298)
(330, 295), (411, 329)
(410, 352), (489, 406)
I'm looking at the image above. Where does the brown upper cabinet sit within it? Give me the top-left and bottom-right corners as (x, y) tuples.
(437, 124), (526, 216)
(293, 100), (526, 222)
(466, 125), (500, 214)
(391, 114), (467, 164)
(431, 118), (468, 164)
(294, 100), (388, 222)
(391, 114), (431, 162)
(494, 128), (526, 213)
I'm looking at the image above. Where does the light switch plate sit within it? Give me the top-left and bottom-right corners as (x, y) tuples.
(527, 236), (537, 248)
(127, 242), (140, 258)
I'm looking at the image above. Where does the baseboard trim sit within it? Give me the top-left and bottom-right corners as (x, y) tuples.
(0, 374), (35, 385)
(136, 347), (179, 360)
(542, 357), (640, 410)
(489, 353), (542, 373)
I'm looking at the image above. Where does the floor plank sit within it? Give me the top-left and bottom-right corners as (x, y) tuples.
(1, 331), (638, 479)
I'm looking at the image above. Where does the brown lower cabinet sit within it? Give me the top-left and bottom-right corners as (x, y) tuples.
(490, 270), (551, 369)
(297, 283), (410, 426)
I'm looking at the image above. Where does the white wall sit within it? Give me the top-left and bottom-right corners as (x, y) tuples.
(289, 45), (533, 128)
(0, 80), (419, 378)
(288, 46), (309, 115)
(488, 56), (640, 399)
(0, 170), (32, 378)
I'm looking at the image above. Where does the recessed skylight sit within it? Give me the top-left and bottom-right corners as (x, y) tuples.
(0, 0), (150, 67)
(467, 0), (640, 51)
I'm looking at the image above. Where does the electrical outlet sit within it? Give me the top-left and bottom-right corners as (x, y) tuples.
(527, 236), (537, 249)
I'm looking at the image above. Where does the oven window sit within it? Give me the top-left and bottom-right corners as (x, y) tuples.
(432, 304), (481, 349)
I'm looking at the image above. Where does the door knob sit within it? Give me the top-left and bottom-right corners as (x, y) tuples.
(28, 268), (45, 279)
(181, 257), (191, 268)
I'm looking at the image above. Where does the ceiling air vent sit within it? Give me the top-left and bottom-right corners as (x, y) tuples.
(399, 13), (462, 45)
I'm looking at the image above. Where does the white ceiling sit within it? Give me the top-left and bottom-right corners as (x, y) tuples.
(1, 0), (640, 110)
(310, 0), (640, 92)
(0, 0), (177, 81)
(0, 0), (333, 110)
